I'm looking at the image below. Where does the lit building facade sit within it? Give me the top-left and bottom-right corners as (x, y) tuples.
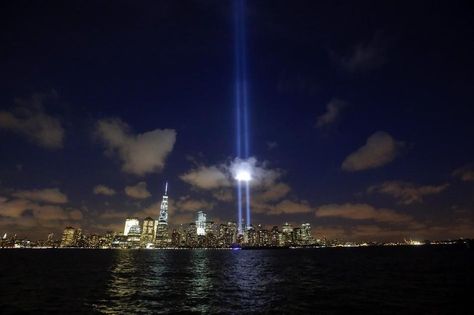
(60, 227), (77, 247)
(297, 223), (313, 245)
(196, 211), (206, 236)
(124, 218), (140, 236)
(141, 217), (155, 245)
(282, 222), (294, 246)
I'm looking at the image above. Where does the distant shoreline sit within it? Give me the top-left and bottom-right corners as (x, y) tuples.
(1, 241), (471, 250)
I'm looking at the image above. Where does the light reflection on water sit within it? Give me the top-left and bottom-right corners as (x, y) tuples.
(187, 250), (211, 313)
(93, 249), (284, 314)
(0, 248), (472, 314)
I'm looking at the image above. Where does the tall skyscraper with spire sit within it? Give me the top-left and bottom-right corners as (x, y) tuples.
(155, 181), (170, 246)
(159, 181), (168, 224)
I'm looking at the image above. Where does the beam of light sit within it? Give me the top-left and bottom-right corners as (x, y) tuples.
(234, 0), (243, 158)
(237, 181), (243, 235)
(233, 0), (251, 234)
(245, 180), (251, 229)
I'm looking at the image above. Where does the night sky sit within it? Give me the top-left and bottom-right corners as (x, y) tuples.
(1, 1), (473, 241)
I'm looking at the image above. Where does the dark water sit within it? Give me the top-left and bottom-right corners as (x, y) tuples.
(0, 247), (472, 314)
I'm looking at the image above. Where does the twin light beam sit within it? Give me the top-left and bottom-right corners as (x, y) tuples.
(233, 0), (251, 235)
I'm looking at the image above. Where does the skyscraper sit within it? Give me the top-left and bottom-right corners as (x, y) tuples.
(141, 217), (155, 246)
(60, 227), (77, 247)
(298, 223), (313, 245)
(196, 211), (206, 236)
(159, 182), (169, 224)
(155, 182), (170, 246)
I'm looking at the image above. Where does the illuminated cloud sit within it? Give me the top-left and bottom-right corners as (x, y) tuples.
(342, 131), (403, 171)
(175, 196), (214, 212)
(229, 157), (283, 188)
(268, 199), (313, 215)
(252, 197), (312, 215)
(181, 157), (283, 190)
(93, 185), (116, 196)
(368, 181), (449, 204)
(255, 183), (291, 202)
(181, 157), (297, 217)
(0, 93), (64, 149)
(316, 99), (345, 128)
(0, 196), (82, 222)
(180, 165), (231, 189)
(98, 210), (129, 220)
(12, 188), (68, 204)
(95, 118), (176, 176)
(125, 181), (151, 199)
(452, 164), (474, 181)
(315, 203), (412, 223)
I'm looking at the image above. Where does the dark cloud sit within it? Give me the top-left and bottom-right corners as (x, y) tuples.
(315, 203), (412, 223)
(254, 199), (313, 215)
(368, 181), (449, 204)
(0, 93), (64, 149)
(0, 196), (82, 231)
(316, 99), (346, 128)
(332, 33), (387, 73)
(452, 164), (474, 181)
(266, 141), (278, 150)
(12, 188), (68, 204)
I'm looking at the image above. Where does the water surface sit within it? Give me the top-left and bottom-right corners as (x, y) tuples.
(0, 247), (472, 314)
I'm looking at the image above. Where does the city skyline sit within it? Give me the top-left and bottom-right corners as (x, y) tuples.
(1, 181), (470, 245)
(1, 1), (473, 242)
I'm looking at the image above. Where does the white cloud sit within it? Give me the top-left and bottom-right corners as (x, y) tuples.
(180, 165), (230, 189)
(316, 99), (345, 128)
(342, 131), (403, 171)
(95, 118), (176, 176)
(315, 203), (412, 223)
(93, 185), (116, 196)
(229, 157), (283, 188)
(125, 181), (151, 199)
(180, 157), (284, 191)
(0, 93), (64, 149)
(12, 188), (68, 204)
(368, 181), (449, 204)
